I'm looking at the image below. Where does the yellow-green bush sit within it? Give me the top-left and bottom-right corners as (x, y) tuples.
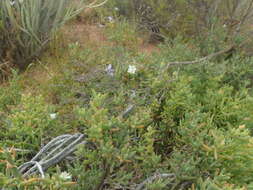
(2, 15), (253, 189)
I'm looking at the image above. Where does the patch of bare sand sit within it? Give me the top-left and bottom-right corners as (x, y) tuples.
(62, 22), (108, 47)
(62, 21), (160, 54)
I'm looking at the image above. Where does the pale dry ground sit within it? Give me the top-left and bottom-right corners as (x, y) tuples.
(62, 19), (159, 54)
(63, 21), (108, 47)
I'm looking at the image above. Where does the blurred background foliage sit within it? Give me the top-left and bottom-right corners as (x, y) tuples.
(98, 0), (253, 54)
(0, 0), (87, 78)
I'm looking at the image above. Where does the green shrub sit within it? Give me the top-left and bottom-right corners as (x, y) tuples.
(150, 55), (253, 188)
(104, 19), (141, 50)
(0, 94), (74, 189)
(0, 94), (66, 154)
(70, 92), (161, 189)
(0, 149), (77, 190)
(2, 16), (253, 189)
(0, 71), (21, 112)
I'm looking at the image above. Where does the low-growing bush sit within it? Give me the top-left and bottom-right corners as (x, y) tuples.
(1, 16), (253, 189)
(104, 19), (142, 50)
(0, 94), (65, 152)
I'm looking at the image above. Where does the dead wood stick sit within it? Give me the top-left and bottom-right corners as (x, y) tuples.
(135, 173), (176, 190)
(167, 45), (235, 67)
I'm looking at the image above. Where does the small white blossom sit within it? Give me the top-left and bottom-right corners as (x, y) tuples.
(10, 0), (23, 5)
(9, 0), (15, 5)
(114, 7), (119, 11)
(105, 64), (114, 76)
(59, 172), (72, 180)
(50, 113), (57, 119)
(108, 16), (114, 23)
(127, 65), (137, 74)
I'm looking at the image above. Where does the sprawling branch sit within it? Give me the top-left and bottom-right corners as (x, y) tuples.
(234, 0), (253, 37)
(135, 173), (176, 190)
(167, 45), (235, 67)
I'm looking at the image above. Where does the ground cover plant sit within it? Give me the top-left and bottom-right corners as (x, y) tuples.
(1, 0), (253, 189)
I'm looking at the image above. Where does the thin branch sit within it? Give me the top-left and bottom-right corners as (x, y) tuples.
(121, 104), (135, 119)
(87, 0), (109, 8)
(231, 0), (240, 19)
(4, 148), (31, 153)
(135, 173), (176, 190)
(94, 160), (110, 190)
(234, 0), (253, 37)
(167, 45), (235, 67)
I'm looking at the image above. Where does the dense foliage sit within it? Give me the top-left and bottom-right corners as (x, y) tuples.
(1, 0), (253, 189)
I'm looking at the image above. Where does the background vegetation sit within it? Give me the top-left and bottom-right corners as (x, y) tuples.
(0, 0), (86, 78)
(0, 0), (253, 189)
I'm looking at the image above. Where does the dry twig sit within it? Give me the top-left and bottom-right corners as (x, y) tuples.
(167, 45), (235, 67)
(135, 173), (176, 190)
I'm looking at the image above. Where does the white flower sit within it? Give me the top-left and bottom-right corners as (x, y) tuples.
(114, 7), (119, 11)
(105, 64), (114, 76)
(127, 65), (137, 74)
(108, 16), (114, 23)
(9, 0), (15, 5)
(50, 113), (57, 119)
(59, 172), (72, 180)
